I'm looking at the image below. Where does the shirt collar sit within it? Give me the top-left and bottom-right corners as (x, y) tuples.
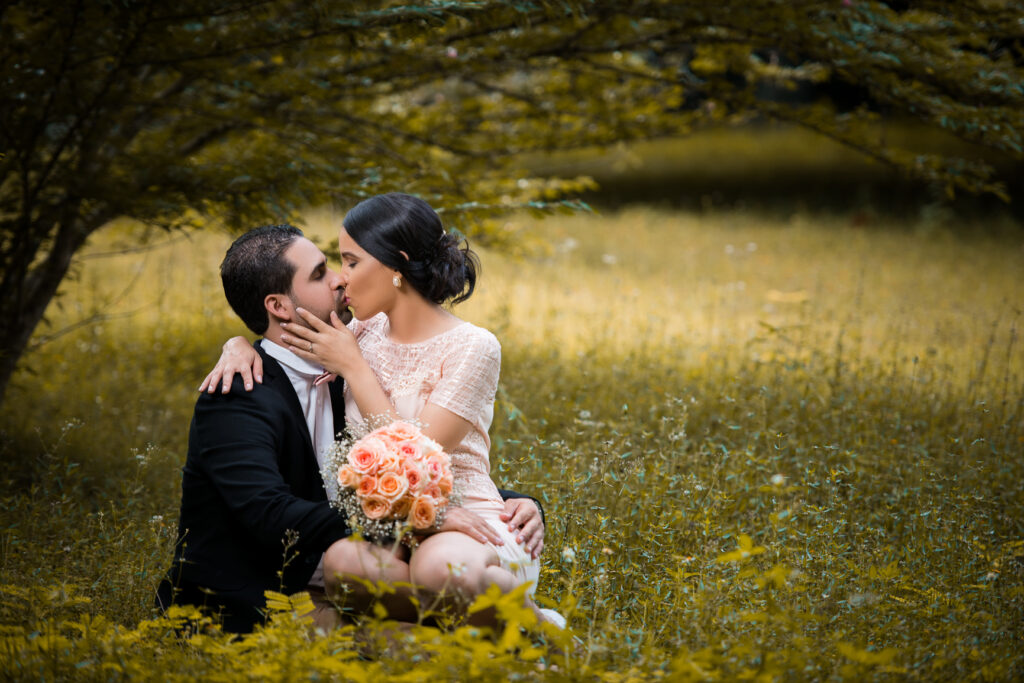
(262, 338), (324, 379)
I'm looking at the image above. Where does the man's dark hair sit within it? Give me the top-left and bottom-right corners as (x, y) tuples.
(221, 224), (303, 334)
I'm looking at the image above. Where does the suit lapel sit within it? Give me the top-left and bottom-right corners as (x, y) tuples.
(328, 378), (346, 441)
(255, 341), (315, 462)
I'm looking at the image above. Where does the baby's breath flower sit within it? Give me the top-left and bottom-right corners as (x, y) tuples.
(771, 474), (786, 487)
(561, 546), (577, 563)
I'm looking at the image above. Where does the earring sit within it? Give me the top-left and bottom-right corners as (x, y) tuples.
(392, 274), (401, 288)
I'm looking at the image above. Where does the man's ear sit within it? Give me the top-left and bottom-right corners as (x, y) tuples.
(265, 293), (292, 322)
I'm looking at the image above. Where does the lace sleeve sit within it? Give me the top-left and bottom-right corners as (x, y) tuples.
(428, 327), (501, 424)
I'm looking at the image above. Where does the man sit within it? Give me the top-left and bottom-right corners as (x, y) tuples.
(157, 224), (544, 633)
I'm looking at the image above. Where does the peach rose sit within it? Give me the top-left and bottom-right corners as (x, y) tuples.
(437, 473), (454, 497)
(377, 471), (410, 502)
(348, 436), (389, 474)
(425, 452), (449, 481)
(356, 475), (379, 498)
(337, 465), (361, 490)
(418, 435), (443, 458)
(423, 483), (443, 501)
(410, 496), (438, 530)
(378, 421), (420, 444)
(361, 495), (391, 520)
(404, 462), (425, 492)
(391, 496), (412, 519)
(377, 451), (403, 474)
(397, 440), (422, 461)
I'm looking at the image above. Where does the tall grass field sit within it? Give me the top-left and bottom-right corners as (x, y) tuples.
(1, 207), (1022, 680)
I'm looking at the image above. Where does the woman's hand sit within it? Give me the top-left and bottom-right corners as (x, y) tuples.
(198, 336), (261, 393)
(500, 498), (545, 559)
(286, 308), (398, 421)
(280, 309), (361, 377)
(429, 507), (504, 546)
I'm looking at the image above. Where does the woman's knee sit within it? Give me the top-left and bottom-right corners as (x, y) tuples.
(413, 556), (480, 593)
(324, 538), (409, 585)
(410, 538), (497, 595)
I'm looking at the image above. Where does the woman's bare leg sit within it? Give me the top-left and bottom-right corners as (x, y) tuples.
(322, 537), (421, 622)
(409, 531), (545, 626)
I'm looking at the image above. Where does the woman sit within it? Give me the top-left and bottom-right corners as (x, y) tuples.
(207, 193), (557, 626)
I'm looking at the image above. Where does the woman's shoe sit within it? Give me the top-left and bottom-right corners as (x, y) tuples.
(538, 608), (566, 629)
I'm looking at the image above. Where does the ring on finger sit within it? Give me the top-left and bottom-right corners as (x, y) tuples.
(308, 342), (314, 352)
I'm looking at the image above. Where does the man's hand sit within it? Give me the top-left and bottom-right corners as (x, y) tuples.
(500, 498), (544, 559)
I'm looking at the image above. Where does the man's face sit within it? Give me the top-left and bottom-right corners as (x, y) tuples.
(282, 237), (349, 326)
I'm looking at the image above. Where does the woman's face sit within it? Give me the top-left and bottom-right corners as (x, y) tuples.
(337, 226), (397, 320)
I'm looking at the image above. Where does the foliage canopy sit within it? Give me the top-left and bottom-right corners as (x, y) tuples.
(2, 0), (1022, 401)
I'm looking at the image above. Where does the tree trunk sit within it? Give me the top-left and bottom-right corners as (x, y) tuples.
(0, 318), (37, 409)
(0, 208), (99, 406)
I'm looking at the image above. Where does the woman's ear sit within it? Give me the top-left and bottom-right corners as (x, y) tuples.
(398, 250), (410, 262)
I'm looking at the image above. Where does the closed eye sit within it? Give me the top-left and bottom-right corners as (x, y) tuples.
(341, 251), (360, 269)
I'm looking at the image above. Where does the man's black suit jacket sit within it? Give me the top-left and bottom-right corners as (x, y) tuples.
(157, 343), (350, 632)
(157, 341), (542, 633)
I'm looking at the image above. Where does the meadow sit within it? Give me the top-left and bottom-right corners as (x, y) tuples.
(1, 206), (1022, 680)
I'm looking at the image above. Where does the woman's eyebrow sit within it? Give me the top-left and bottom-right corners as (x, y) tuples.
(340, 251), (359, 259)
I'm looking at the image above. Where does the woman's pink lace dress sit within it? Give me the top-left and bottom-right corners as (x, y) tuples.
(345, 313), (540, 591)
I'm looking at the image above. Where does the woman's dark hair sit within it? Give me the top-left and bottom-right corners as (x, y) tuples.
(221, 224), (303, 334)
(343, 193), (479, 305)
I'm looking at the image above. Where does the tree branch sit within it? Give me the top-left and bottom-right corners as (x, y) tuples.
(25, 310), (139, 352)
(77, 234), (190, 260)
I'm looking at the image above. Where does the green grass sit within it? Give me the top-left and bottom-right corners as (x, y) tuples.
(1, 207), (1022, 680)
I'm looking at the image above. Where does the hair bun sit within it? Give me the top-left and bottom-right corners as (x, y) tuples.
(428, 232), (478, 305)
(435, 231), (460, 257)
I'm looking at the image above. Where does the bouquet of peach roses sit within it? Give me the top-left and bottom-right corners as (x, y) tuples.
(323, 420), (456, 541)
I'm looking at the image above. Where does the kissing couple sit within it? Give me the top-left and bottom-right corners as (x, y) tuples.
(157, 193), (562, 633)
